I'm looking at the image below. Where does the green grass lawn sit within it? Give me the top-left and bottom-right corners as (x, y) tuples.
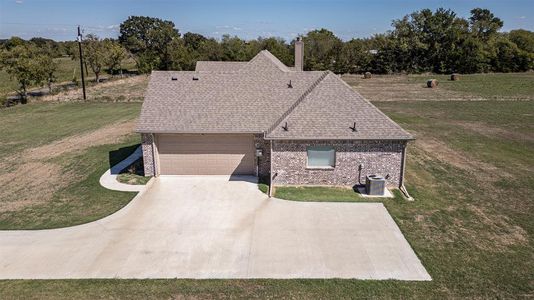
(0, 102), (142, 229)
(271, 186), (362, 202)
(0, 102), (141, 157)
(0, 136), (140, 229)
(270, 185), (404, 202)
(1, 77), (534, 297)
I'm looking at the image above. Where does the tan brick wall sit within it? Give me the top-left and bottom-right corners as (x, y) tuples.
(271, 140), (406, 187)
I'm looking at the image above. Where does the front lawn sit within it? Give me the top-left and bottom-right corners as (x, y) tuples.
(0, 102), (142, 229)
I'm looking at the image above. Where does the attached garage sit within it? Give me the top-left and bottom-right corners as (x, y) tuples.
(155, 134), (256, 175)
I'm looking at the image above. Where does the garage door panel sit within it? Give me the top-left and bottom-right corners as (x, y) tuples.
(156, 134), (255, 175)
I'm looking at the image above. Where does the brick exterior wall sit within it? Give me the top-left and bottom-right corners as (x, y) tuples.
(270, 140), (406, 188)
(141, 133), (156, 176)
(254, 134), (271, 180)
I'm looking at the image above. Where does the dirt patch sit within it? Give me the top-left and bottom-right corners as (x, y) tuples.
(0, 162), (72, 213)
(453, 121), (534, 143)
(25, 120), (136, 160)
(38, 76), (149, 103)
(456, 205), (528, 252)
(415, 137), (501, 174)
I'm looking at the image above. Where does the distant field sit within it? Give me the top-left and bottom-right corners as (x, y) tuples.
(0, 56), (137, 99)
(343, 72), (534, 101)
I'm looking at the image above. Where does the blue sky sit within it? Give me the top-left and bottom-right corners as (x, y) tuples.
(0, 0), (533, 41)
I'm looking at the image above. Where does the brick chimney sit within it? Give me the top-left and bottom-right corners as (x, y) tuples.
(294, 37), (304, 71)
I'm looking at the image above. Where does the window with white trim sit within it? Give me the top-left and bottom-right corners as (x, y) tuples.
(307, 146), (335, 168)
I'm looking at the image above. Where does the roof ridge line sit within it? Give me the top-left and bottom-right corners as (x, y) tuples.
(266, 71), (330, 135)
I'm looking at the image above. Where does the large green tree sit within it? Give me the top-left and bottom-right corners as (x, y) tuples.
(508, 29), (534, 53)
(118, 16), (181, 72)
(338, 38), (373, 74)
(469, 8), (503, 42)
(104, 39), (129, 77)
(83, 34), (108, 83)
(0, 43), (55, 104)
(385, 8), (470, 73)
(301, 29), (343, 71)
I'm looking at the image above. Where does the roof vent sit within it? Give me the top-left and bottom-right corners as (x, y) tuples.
(171, 77), (178, 81)
(282, 122), (289, 131)
(287, 80), (293, 88)
(192, 76), (199, 81)
(350, 122), (357, 132)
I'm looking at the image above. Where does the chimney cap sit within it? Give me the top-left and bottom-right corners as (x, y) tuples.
(296, 36), (302, 42)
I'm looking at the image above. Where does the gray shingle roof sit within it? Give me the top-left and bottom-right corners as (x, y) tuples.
(266, 72), (413, 140)
(195, 51), (291, 73)
(195, 61), (247, 72)
(137, 51), (413, 140)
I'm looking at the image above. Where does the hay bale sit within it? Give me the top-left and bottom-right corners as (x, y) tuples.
(427, 79), (438, 88)
(451, 73), (459, 81)
(363, 72), (372, 79)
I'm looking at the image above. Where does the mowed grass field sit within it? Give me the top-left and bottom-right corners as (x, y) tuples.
(0, 73), (533, 298)
(343, 72), (534, 101)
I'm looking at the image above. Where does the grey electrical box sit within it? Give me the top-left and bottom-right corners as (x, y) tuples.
(365, 175), (386, 195)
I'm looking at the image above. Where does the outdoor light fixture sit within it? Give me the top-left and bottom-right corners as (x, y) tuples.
(255, 149), (263, 157)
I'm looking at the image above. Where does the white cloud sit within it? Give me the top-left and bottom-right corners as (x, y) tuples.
(15, 0), (23, 4)
(518, 16), (526, 19)
(215, 25), (242, 31)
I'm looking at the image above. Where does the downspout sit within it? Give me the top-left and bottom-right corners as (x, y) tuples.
(268, 139), (273, 198)
(399, 142), (414, 201)
(151, 133), (157, 177)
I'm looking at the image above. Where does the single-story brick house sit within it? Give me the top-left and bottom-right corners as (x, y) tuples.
(136, 39), (414, 192)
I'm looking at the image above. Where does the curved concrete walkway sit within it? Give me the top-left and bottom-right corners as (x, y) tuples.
(99, 146), (145, 192)
(0, 176), (430, 280)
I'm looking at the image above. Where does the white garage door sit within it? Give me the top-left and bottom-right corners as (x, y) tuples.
(156, 134), (256, 175)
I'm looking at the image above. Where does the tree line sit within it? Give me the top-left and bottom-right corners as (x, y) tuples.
(1, 7), (533, 103)
(113, 8), (533, 74)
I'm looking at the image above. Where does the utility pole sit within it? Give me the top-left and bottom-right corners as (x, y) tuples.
(77, 25), (87, 100)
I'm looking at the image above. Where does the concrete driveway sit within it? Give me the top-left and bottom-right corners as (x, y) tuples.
(0, 176), (430, 280)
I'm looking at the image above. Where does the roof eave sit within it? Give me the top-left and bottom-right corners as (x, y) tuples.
(263, 136), (415, 141)
(135, 129), (264, 134)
